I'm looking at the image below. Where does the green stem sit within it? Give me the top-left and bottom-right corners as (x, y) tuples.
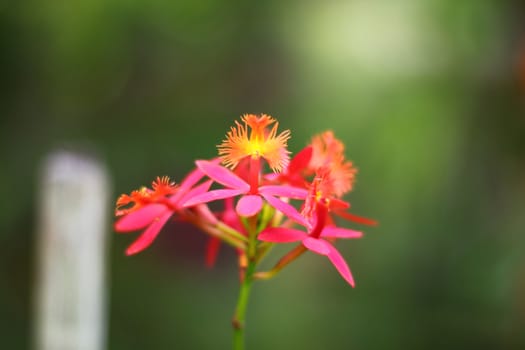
(233, 212), (259, 349)
(184, 211), (247, 250)
(232, 260), (256, 350)
(195, 221), (246, 250)
(217, 222), (249, 242)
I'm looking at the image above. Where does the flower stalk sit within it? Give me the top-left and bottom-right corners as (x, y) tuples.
(253, 244), (307, 280)
(233, 210), (259, 349)
(232, 251), (256, 350)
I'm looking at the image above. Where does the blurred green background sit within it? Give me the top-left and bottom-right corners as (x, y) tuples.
(2, 0), (525, 349)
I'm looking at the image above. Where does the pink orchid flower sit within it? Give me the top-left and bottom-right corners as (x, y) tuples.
(183, 160), (308, 221)
(259, 167), (365, 286)
(115, 167), (213, 255)
(258, 225), (362, 286)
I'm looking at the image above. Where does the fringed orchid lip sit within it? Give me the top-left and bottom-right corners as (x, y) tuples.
(115, 176), (178, 216)
(308, 131), (357, 197)
(217, 114), (291, 173)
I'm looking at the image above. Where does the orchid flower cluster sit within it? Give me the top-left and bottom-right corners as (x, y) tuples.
(114, 114), (375, 349)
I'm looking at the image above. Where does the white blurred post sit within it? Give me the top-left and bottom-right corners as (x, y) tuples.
(35, 150), (110, 350)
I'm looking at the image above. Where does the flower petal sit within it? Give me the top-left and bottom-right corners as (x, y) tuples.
(263, 173), (279, 181)
(302, 237), (331, 255)
(326, 243), (355, 287)
(259, 185), (308, 199)
(196, 160), (249, 191)
(258, 227), (307, 243)
(177, 180), (213, 205)
(182, 188), (245, 207)
(321, 226), (363, 239)
(236, 195), (264, 217)
(335, 210), (378, 226)
(220, 198), (244, 232)
(261, 193), (308, 227)
(194, 204), (218, 224)
(179, 166), (205, 192)
(170, 159), (221, 203)
(125, 211), (173, 255)
(115, 204), (168, 232)
(329, 198), (350, 210)
(288, 145), (312, 173)
(205, 237), (221, 267)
